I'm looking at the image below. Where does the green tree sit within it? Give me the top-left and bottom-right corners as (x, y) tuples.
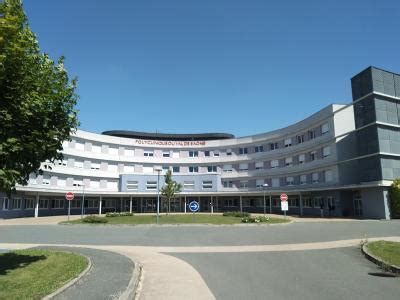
(161, 170), (182, 214)
(0, 0), (79, 193)
(389, 179), (400, 219)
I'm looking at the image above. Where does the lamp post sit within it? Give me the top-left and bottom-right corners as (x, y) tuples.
(80, 183), (85, 219)
(154, 167), (162, 224)
(262, 183), (269, 217)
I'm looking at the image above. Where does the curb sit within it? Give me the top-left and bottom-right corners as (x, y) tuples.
(119, 262), (143, 300)
(361, 243), (400, 275)
(43, 253), (92, 299)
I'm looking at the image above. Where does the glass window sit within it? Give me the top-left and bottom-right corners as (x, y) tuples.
(300, 175), (307, 184)
(213, 151), (219, 157)
(183, 181), (195, 190)
(146, 181), (157, 190)
(299, 154), (305, 164)
(284, 138), (292, 147)
(255, 162), (264, 170)
(285, 157), (293, 166)
(144, 151), (154, 157)
(310, 151), (317, 161)
(323, 146), (331, 157)
(322, 123), (329, 134)
(270, 142), (278, 150)
(204, 150), (210, 157)
(172, 166), (180, 173)
(255, 145), (264, 153)
(207, 166), (217, 173)
(308, 130), (316, 140)
(202, 181), (213, 189)
(163, 151), (170, 157)
(297, 135), (305, 144)
(286, 177), (294, 185)
(189, 166), (198, 173)
(312, 173), (319, 183)
(189, 151), (198, 157)
(239, 148), (248, 155)
(127, 181), (139, 190)
(239, 163), (248, 171)
(271, 160), (279, 168)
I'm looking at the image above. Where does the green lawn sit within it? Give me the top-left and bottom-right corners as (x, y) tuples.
(367, 241), (400, 267)
(63, 214), (289, 225)
(0, 249), (88, 299)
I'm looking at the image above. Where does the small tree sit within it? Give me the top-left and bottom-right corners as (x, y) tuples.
(161, 170), (182, 214)
(389, 179), (400, 219)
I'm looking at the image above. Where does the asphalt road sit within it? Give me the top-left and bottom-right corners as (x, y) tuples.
(0, 220), (399, 246)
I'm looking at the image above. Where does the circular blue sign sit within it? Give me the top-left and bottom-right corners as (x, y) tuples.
(189, 201), (199, 212)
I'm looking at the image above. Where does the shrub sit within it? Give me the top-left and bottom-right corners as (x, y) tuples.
(389, 179), (400, 219)
(241, 216), (270, 223)
(106, 212), (134, 217)
(82, 215), (108, 223)
(222, 211), (250, 218)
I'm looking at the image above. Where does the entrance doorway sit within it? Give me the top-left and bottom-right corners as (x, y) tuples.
(353, 192), (363, 217)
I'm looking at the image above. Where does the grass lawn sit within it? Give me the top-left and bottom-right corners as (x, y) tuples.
(367, 241), (400, 267)
(63, 214), (290, 225)
(0, 249), (88, 299)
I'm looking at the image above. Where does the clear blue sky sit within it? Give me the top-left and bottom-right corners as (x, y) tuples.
(24, 0), (400, 137)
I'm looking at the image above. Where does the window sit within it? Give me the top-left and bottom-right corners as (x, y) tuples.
(271, 178), (280, 187)
(308, 130), (316, 140)
(223, 165), (233, 172)
(163, 151), (170, 158)
(202, 181), (213, 189)
(172, 151), (180, 158)
(125, 148), (134, 156)
(57, 160), (67, 167)
(42, 178), (50, 185)
(144, 151), (154, 157)
(300, 175), (307, 185)
(109, 147), (118, 155)
(189, 166), (198, 173)
(239, 163), (248, 171)
(239, 181), (248, 189)
(270, 142), (278, 150)
(183, 181), (195, 190)
(312, 173), (319, 184)
(313, 197), (323, 208)
(213, 151), (220, 157)
(298, 154), (305, 164)
(58, 178), (66, 187)
(10, 199), (22, 210)
(323, 146), (331, 157)
(25, 198), (35, 209)
(75, 142), (84, 151)
(255, 162), (264, 170)
(325, 170), (333, 182)
(162, 166), (169, 171)
(270, 160), (279, 168)
(302, 197), (312, 207)
(222, 181), (234, 188)
(146, 181), (157, 190)
(189, 151), (198, 157)
(256, 179), (265, 188)
(284, 138), (292, 147)
(226, 149), (232, 156)
(254, 145), (264, 153)
(310, 151), (317, 161)
(239, 147), (248, 155)
(52, 199), (64, 209)
(91, 162), (100, 170)
(288, 198), (299, 207)
(207, 166), (217, 173)
(39, 199), (49, 209)
(87, 199), (99, 208)
(71, 199), (81, 208)
(127, 181), (139, 190)
(297, 135), (305, 144)
(204, 150), (210, 157)
(74, 161), (83, 169)
(322, 123), (329, 134)
(172, 166), (180, 173)
(285, 157), (293, 167)
(286, 177), (294, 185)
(224, 199), (238, 207)
(143, 166), (153, 173)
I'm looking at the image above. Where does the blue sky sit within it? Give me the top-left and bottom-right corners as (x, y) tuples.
(24, 0), (400, 137)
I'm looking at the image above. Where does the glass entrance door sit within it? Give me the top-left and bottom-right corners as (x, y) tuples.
(353, 192), (363, 217)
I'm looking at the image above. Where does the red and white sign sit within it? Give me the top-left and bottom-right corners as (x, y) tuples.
(65, 192), (75, 201)
(280, 193), (288, 201)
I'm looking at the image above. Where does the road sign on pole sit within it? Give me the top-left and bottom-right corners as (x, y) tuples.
(189, 201), (199, 212)
(280, 193), (288, 219)
(65, 192), (74, 221)
(280, 193), (288, 201)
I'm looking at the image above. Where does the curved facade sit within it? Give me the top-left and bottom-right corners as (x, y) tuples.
(2, 66), (400, 219)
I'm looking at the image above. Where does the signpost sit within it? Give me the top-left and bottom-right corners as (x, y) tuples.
(65, 192), (74, 221)
(189, 200), (199, 222)
(280, 193), (288, 218)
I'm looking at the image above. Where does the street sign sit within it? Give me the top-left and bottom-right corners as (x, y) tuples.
(189, 201), (199, 212)
(65, 192), (74, 201)
(280, 193), (288, 201)
(281, 201), (289, 211)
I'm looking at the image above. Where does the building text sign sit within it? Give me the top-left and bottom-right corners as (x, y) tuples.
(135, 139), (206, 147)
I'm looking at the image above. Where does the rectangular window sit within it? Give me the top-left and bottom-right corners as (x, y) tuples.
(189, 166), (198, 173)
(310, 151), (317, 161)
(91, 162), (100, 170)
(313, 197), (323, 208)
(125, 148), (134, 156)
(204, 150), (210, 157)
(255, 162), (264, 170)
(57, 160), (67, 167)
(302, 197), (312, 208)
(146, 181), (157, 190)
(183, 181), (195, 190)
(288, 198), (299, 207)
(239, 163), (248, 171)
(286, 177), (294, 185)
(74, 161), (83, 169)
(284, 138), (292, 147)
(143, 166), (153, 173)
(239, 147), (248, 155)
(42, 178), (50, 185)
(172, 151), (180, 158)
(325, 170), (333, 182)
(285, 157), (293, 166)
(223, 181), (234, 188)
(172, 166), (180, 173)
(202, 181), (213, 189)
(189, 151), (198, 157)
(207, 166), (217, 173)
(39, 199), (49, 209)
(254, 145), (264, 153)
(223, 165), (233, 172)
(144, 151), (154, 157)
(239, 181), (248, 189)
(162, 166), (169, 171)
(52, 199), (64, 209)
(321, 123), (329, 134)
(323, 146), (331, 157)
(226, 149), (232, 156)
(299, 154), (305, 164)
(271, 178), (280, 187)
(308, 130), (316, 140)
(297, 135), (305, 144)
(271, 160), (279, 168)
(312, 173), (319, 184)
(300, 174), (307, 185)
(270, 142), (278, 150)
(127, 181), (139, 190)
(163, 151), (170, 158)
(213, 151), (219, 157)
(256, 179), (264, 188)
(25, 198), (35, 209)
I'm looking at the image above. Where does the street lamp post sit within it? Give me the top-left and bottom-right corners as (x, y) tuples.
(154, 167), (162, 224)
(262, 183), (269, 217)
(80, 183), (85, 219)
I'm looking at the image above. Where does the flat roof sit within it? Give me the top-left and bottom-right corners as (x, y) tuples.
(102, 130), (235, 141)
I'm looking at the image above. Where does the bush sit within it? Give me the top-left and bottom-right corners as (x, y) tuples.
(241, 216), (270, 223)
(106, 212), (134, 217)
(222, 211), (250, 218)
(389, 179), (400, 219)
(82, 215), (108, 223)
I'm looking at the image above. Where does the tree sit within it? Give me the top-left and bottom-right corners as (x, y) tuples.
(0, 0), (79, 194)
(389, 179), (400, 219)
(160, 170), (182, 214)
